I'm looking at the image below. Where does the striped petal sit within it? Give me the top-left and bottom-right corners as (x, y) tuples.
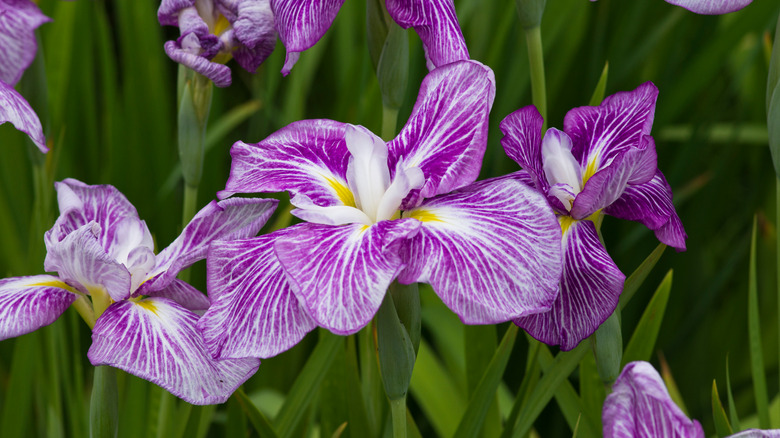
(729, 431), (780, 438)
(665, 0), (752, 14)
(88, 298), (260, 405)
(388, 60), (495, 209)
(146, 279), (209, 313)
(399, 177), (562, 324)
(385, 0), (469, 70)
(275, 220), (421, 335)
(271, 0), (345, 75)
(515, 219), (625, 351)
(603, 361), (704, 438)
(499, 105), (547, 192)
(163, 40), (232, 88)
(0, 275), (78, 341)
(0, 79), (46, 152)
(221, 119), (353, 207)
(604, 170), (687, 250)
(0, 0), (50, 86)
(141, 197), (277, 292)
(230, 0), (277, 74)
(198, 229), (316, 359)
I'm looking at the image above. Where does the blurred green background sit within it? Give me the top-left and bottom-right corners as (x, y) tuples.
(1, 0), (779, 436)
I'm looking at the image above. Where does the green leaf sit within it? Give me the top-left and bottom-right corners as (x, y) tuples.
(622, 270), (673, 365)
(619, 243), (667, 310)
(712, 380), (733, 437)
(592, 310), (622, 386)
(234, 389), (279, 438)
(90, 366), (119, 438)
(500, 340), (541, 438)
(766, 13), (780, 113)
(725, 356), (741, 432)
(463, 324), (501, 438)
(454, 325), (517, 438)
(747, 216), (771, 429)
(588, 62), (609, 106)
(768, 83), (780, 179)
(1, 334), (40, 438)
(376, 290), (416, 402)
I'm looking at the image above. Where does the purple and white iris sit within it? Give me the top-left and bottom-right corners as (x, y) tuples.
(0, 0), (50, 86)
(0, 179), (277, 404)
(589, 0), (752, 14)
(197, 60), (563, 360)
(501, 82), (687, 351)
(0, 79), (47, 152)
(604, 361), (780, 438)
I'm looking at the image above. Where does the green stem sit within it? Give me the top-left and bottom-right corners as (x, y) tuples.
(71, 296), (96, 329)
(381, 105), (399, 141)
(390, 397), (407, 438)
(181, 184), (198, 230)
(777, 177), (780, 415)
(89, 366), (118, 438)
(524, 25), (547, 130)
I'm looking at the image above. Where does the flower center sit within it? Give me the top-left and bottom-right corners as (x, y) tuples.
(541, 128), (583, 212)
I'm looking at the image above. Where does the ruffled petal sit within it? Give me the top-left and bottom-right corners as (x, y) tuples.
(88, 298), (260, 405)
(0, 0), (50, 86)
(603, 361), (704, 438)
(728, 430), (780, 438)
(274, 220), (421, 335)
(141, 197), (277, 292)
(44, 223), (132, 302)
(270, 0), (345, 75)
(145, 279), (210, 313)
(163, 40), (232, 87)
(198, 229), (316, 359)
(221, 119), (353, 206)
(399, 177), (561, 324)
(564, 82), (658, 171)
(603, 170), (687, 250)
(515, 219), (625, 351)
(385, 0), (469, 70)
(0, 275), (78, 341)
(0, 80), (46, 152)
(231, 0), (277, 73)
(388, 60), (496, 208)
(157, 0), (196, 25)
(664, 0), (752, 14)
(499, 105), (546, 190)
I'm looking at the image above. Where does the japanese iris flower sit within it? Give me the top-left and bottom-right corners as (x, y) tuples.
(0, 0), (50, 86)
(589, 0), (752, 14)
(0, 179), (277, 404)
(604, 361), (780, 438)
(500, 82), (687, 351)
(0, 79), (47, 152)
(197, 60), (563, 359)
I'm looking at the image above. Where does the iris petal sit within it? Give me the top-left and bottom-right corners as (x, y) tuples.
(0, 275), (78, 341)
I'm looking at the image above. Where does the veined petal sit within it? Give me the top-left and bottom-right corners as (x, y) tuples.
(145, 279), (210, 313)
(44, 223), (132, 302)
(158, 0), (196, 25)
(290, 193), (371, 226)
(604, 170), (687, 250)
(565, 82), (658, 171)
(500, 105), (547, 191)
(271, 0), (345, 75)
(729, 430), (780, 438)
(515, 219), (625, 351)
(88, 298), (260, 405)
(198, 230), (316, 359)
(399, 177), (562, 324)
(603, 361), (704, 438)
(0, 0), (50, 86)
(0, 80), (47, 152)
(231, 0), (277, 73)
(221, 119), (353, 207)
(388, 60), (496, 208)
(142, 197), (277, 292)
(275, 220), (421, 335)
(665, 0), (752, 14)
(0, 275), (78, 341)
(163, 40), (232, 87)
(385, 0), (469, 70)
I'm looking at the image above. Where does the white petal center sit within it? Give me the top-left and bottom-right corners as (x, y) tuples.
(541, 128), (582, 210)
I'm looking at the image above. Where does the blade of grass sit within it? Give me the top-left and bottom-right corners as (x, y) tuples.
(588, 62), (609, 106)
(500, 339), (541, 438)
(725, 356), (741, 432)
(622, 270), (673, 365)
(712, 380), (733, 437)
(748, 216), (770, 428)
(235, 389), (279, 438)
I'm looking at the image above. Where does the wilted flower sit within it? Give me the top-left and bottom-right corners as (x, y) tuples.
(0, 179), (276, 404)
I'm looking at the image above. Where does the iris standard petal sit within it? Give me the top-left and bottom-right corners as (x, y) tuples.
(499, 105), (547, 191)
(163, 40), (232, 87)
(388, 60), (496, 209)
(274, 220), (421, 335)
(604, 170), (687, 250)
(198, 230), (316, 359)
(88, 298), (260, 405)
(221, 119), (353, 206)
(158, 0), (196, 26)
(515, 219), (625, 351)
(0, 0), (51, 86)
(665, 0), (752, 14)
(564, 82), (658, 172)
(271, 0), (345, 75)
(399, 177), (562, 324)
(0, 275), (78, 341)
(44, 223), (132, 302)
(231, 0), (277, 73)
(385, 0), (469, 70)
(0, 79), (47, 152)
(603, 361), (704, 438)
(142, 197), (277, 292)
(145, 279), (210, 313)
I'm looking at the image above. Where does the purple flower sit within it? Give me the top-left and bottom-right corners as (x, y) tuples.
(604, 361), (780, 438)
(589, 0), (752, 14)
(0, 179), (277, 404)
(0, 79), (46, 152)
(0, 0), (50, 86)
(501, 83), (687, 351)
(197, 60), (563, 360)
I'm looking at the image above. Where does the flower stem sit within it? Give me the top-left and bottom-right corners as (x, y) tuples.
(524, 25), (547, 130)
(381, 105), (399, 141)
(89, 366), (118, 438)
(181, 184), (198, 231)
(390, 397), (407, 438)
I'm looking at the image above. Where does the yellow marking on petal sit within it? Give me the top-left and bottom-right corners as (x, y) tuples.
(582, 158), (599, 186)
(408, 209), (442, 223)
(135, 299), (159, 316)
(559, 215), (576, 235)
(213, 14), (231, 36)
(27, 279), (79, 294)
(324, 176), (356, 207)
(359, 225), (370, 233)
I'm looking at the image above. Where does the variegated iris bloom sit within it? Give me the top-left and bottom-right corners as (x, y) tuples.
(0, 179), (277, 404)
(0, 79), (47, 152)
(0, 0), (50, 86)
(590, 0), (752, 14)
(604, 361), (780, 438)
(196, 60), (563, 360)
(501, 83), (687, 351)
